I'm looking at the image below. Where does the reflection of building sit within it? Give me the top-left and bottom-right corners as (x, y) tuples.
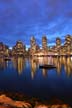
(36, 57), (54, 77)
(12, 57), (17, 69)
(42, 69), (48, 78)
(0, 58), (6, 70)
(30, 58), (37, 79)
(62, 56), (72, 77)
(53, 56), (72, 77)
(17, 57), (24, 74)
(37, 57), (53, 65)
(12, 41), (26, 57)
(59, 56), (72, 77)
(66, 57), (72, 77)
(54, 57), (61, 75)
(12, 57), (25, 75)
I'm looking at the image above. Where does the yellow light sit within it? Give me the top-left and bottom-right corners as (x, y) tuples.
(71, 57), (72, 61)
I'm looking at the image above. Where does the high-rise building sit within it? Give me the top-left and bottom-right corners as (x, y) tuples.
(56, 37), (61, 48)
(42, 36), (48, 50)
(71, 36), (72, 54)
(30, 36), (36, 51)
(55, 37), (61, 55)
(64, 35), (72, 54)
(65, 35), (72, 46)
(30, 36), (39, 55)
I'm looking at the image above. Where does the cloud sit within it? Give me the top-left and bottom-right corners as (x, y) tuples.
(0, 0), (72, 47)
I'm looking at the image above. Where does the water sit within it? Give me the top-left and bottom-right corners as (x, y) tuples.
(0, 56), (72, 103)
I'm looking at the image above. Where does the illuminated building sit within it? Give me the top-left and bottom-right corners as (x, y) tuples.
(0, 42), (9, 58)
(56, 37), (61, 48)
(42, 36), (48, 51)
(0, 35), (72, 57)
(12, 40), (26, 57)
(30, 36), (40, 56)
(64, 35), (72, 55)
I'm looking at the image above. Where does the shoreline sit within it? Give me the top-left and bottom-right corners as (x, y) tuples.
(0, 91), (71, 108)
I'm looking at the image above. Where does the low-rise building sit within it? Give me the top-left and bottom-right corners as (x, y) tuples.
(0, 42), (9, 58)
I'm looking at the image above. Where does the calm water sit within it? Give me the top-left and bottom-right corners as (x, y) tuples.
(0, 56), (72, 103)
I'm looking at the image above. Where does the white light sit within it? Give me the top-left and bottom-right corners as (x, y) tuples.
(71, 57), (72, 61)
(9, 47), (12, 50)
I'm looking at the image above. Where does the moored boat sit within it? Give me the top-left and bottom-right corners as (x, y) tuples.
(39, 64), (56, 69)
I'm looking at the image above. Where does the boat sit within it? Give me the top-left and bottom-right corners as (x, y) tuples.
(39, 64), (56, 69)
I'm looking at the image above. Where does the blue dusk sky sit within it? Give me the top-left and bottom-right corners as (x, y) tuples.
(0, 0), (72, 48)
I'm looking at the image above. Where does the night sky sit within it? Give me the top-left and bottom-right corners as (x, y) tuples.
(0, 0), (72, 48)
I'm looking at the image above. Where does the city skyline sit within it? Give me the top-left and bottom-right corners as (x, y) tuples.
(0, 34), (72, 50)
(0, 34), (72, 49)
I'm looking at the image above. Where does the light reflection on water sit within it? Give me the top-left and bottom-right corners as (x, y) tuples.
(0, 56), (72, 79)
(0, 56), (72, 102)
(10, 56), (72, 78)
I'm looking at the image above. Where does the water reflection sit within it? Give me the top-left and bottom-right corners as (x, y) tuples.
(66, 57), (72, 77)
(12, 57), (26, 75)
(42, 69), (48, 78)
(53, 56), (72, 77)
(0, 56), (72, 78)
(29, 56), (72, 78)
(0, 58), (7, 70)
(53, 57), (62, 75)
(35, 56), (53, 65)
(29, 58), (38, 79)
